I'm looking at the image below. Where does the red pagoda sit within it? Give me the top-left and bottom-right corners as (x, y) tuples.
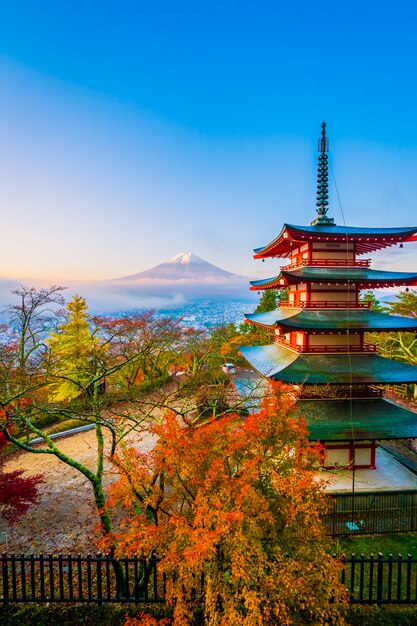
(240, 123), (417, 470)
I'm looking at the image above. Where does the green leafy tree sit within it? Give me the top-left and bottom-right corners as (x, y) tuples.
(368, 290), (417, 368)
(255, 289), (278, 313)
(388, 288), (417, 318)
(359, 290), (385, 312)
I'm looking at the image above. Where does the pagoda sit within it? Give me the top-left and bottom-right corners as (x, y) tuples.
(240, 123), (417, 470)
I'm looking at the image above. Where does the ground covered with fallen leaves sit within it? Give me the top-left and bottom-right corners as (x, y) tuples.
(0, 425), (157, 554)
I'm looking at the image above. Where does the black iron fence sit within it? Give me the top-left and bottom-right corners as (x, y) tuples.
(327, 489), (417, 536)
(0, 554), (164, 604)
(342, 553), (417, 605)
(2, 552), (417, 605)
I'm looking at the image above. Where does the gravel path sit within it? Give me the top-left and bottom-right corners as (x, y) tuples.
(0, 424), (157, 554)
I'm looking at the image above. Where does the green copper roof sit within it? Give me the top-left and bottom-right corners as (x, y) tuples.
(299, 398), (417, 441)
(250, 267), (417, 289)
(286, 223), (417, 238)
(239, 344), (417, 384)
(254, 223), (417, 255)
(245, 309), (417, 332)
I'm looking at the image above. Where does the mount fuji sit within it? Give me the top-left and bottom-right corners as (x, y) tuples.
(114, 252), (246, 282)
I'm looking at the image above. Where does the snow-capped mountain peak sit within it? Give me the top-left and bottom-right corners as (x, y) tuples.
(114, 252), (245, 282)
(166, 252), (205, 265)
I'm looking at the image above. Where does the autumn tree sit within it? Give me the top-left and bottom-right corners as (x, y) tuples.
(0, 291), (183, 589)
(106, 382), (347, 625)
(0, 285), (66, 405)
(0, 430), (44, 525)
(98, 311), (183, 391)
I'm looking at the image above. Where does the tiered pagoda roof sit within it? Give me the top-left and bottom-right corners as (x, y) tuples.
(244, 308), (417, 332)
(240, 344), (417, 385)
(240, 122), (417, 466)
(250, 267), (417, 291)
(254, 223), (417, 258)
(301, 399), (417, 441)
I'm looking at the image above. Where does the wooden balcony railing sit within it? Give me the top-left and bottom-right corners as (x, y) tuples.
(306, 344), (377, 353)
(280, 258), (371, 271)
(278, 300), (372, 309)
(274, 336), (377, 353)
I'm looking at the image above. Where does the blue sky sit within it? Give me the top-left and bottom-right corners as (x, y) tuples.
(1, 1), (417, 282)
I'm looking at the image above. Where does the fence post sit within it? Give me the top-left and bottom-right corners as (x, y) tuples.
(2, 554), (9, 606)
(376, 553), (383, 606)
(96, 553), (103, 605)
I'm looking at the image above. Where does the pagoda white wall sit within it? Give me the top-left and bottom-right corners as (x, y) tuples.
(355, 445), (373, 466)
(311, 242), (355, 261)
(323, 441), (375, 469)
(324, 446), (350, 468)
(309, 334), (360, 347)
(310, 284), (356, 304)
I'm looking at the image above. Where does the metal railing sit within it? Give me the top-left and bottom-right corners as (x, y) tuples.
(326, 490), (417, 536)
(2, 552), (417, 605)
(0, 554), (164, 604)
(342, 553), (417, 605)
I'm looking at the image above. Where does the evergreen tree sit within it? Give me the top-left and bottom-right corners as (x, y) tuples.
(47, 295), (104, 402)
(388, 288), (417, 318)
(359, 290), (384, 312)
(255, 289), (278, 313)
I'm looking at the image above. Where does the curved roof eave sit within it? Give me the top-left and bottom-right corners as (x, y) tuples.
(244, 309), (417, 332)
(253, 223), (417, 258)
(300, 398), (417, 441)
(239, 344), (417, 384)
(250, 268), (417, 290)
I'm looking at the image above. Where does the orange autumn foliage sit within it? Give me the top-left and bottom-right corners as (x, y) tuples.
(105, 381), (347, 625)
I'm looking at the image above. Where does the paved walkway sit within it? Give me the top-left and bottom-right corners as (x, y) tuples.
(322, 447), (417, 492)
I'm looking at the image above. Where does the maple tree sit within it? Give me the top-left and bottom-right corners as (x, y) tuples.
(105, 381), (347, 625)
(0, 292), (185, 592)
(0, 431), (44, 525)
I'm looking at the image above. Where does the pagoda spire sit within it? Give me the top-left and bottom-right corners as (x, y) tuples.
(311, 121), (334, 226)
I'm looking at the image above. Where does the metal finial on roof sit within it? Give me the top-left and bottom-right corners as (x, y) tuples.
(311, 122), (334, 226)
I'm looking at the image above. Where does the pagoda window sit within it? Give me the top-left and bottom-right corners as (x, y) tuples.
(296, 332), (305, 347)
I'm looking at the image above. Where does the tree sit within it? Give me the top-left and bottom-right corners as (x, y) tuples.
(388, 288), (417, 318)
(47, 295), (104, 402)
(1, 285), (66, 405)
(367, 290), (417, 367)
(0, 291), (185, 592)
(105, 382), (347, 625)
(254, 289), (278, 313)
(359, 290), (384, 312)
(0, 430), (44, 525)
